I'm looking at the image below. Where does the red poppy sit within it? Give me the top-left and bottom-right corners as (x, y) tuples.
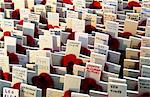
(40, 0), (46, 5)
(46, 24), (54, 30)
(90, 1), (102, 9)
(61, 54), (76, 67)
(118, 32), (132, 39)
(80, 46), (91, 56)
(40, 16), (48, 24)
(7, 52), (19, 64)
(18, 20), (24, 25)
(0, 70), (11, 81)
(34, 27), (39, 38)
(85, 25), (97, 34)
(65, 28), (75, 40)
(4, 0), (12, 2)
(25, 35), (35, 47)
(50, 65), (57, 74)
(108, 35), (120, 51)
(32, 73), (54, 96)
(11, 2), (14, 9)
(136, 92), (150, 97)
(128, 1), (141, 9)
(12, 9), (20, 20)
(12, 82), (21, 90)
(81, 78), (103, 93)
(63, 90), (72, 97)
(16, 44), (26, 54)
(0, 31), (11, 41)
(63, 0), (73, 5)
(0, 8), (4, 12)
(138, 19), (146, 26)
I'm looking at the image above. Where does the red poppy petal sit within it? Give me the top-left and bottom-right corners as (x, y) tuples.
(16, 44), (26, 54)
(12, 82), (21, 89)
(119, 32), (132, 39)
(136, 92), (150, 97)
(32, 76), (42, 88)
(3, 72), (10, 81)
(26, 35), (35, 47)
(39, 73), (54, 88)
(74, 59), (83, 65)
(40, 0), (46, 5)
(0, 8), (4, 12)
(128, 1), (141, 9)
(0, 70), (3, 78)
(50, 65), (57, 74)
(108, 35), (120, 51)
(47, 24), (54, 29)
(85, 25), (96, 34)
(0, 31), (11, 41)
(53, 26), (59, 28)
(12, 9), (20, 20)
(138, 19), (147, 26)
(63, 0), (73, 4)
(81, 78), (102, 93)
(4, 0), (12, 2)
(40, 16), (48, 24)
(34, 27), (39, 38)
(7, 53), (19, 64)
(80, 47), (91, 56)
(63, 90), (71, 97)
(61, 54), (76, 67)
(90, 1), (102, 9)
(18, 20), (24, 25)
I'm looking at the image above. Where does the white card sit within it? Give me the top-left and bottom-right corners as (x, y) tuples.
(67, 10), (78, 19)
(140, 46), (150, 57)
(23, 22), (35, 37)
(3, 19), (14, 32)
(94, 43), (109, 56)
(141, 36), (150, 47)
(141, 65), (150, 77)
(85, 62), (102, 81)
(103, 13), (117, 24)
(138, 77), (150, 93)
(105, 21), (119, 37)
(72, 19), (85, 32)
(39, 35), (53, 50)
(126, 13), (140, 21)
(63, 74), (82, 92)
(82, 12), (97, 27)
(28, 13), (40, 23)
(34, 5), (46, 15)
(20, 84), (37, 97)
(124, 19), (138, 35)
(3, 87), (19, 97)
(4, 36), (16, 53)
(48, 12), (59, 26)
(14, 0), (25, 10)
(94, 32), (109, 45)
(75, 33), (88, 48)
(108, 82), (127, 97)
(90, 52), (107, 66)
(46, 88), (64, 97)
(20, 8), (30, 20)
(71, 92), (90, 97)
(73, 0), (85, 12)
(108, 77), (126, 84)
(27, 50), (50, 63)
(145, 26), (150, 37)
(26, 0), (35, 9)
(140, 56), (150, 66)
(0, 55), (9, 73)
(12, 66), (27, 86)
(35, 56), (50, 75)
(103, 5), (116, 13)
(66, 40), (81, 58)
